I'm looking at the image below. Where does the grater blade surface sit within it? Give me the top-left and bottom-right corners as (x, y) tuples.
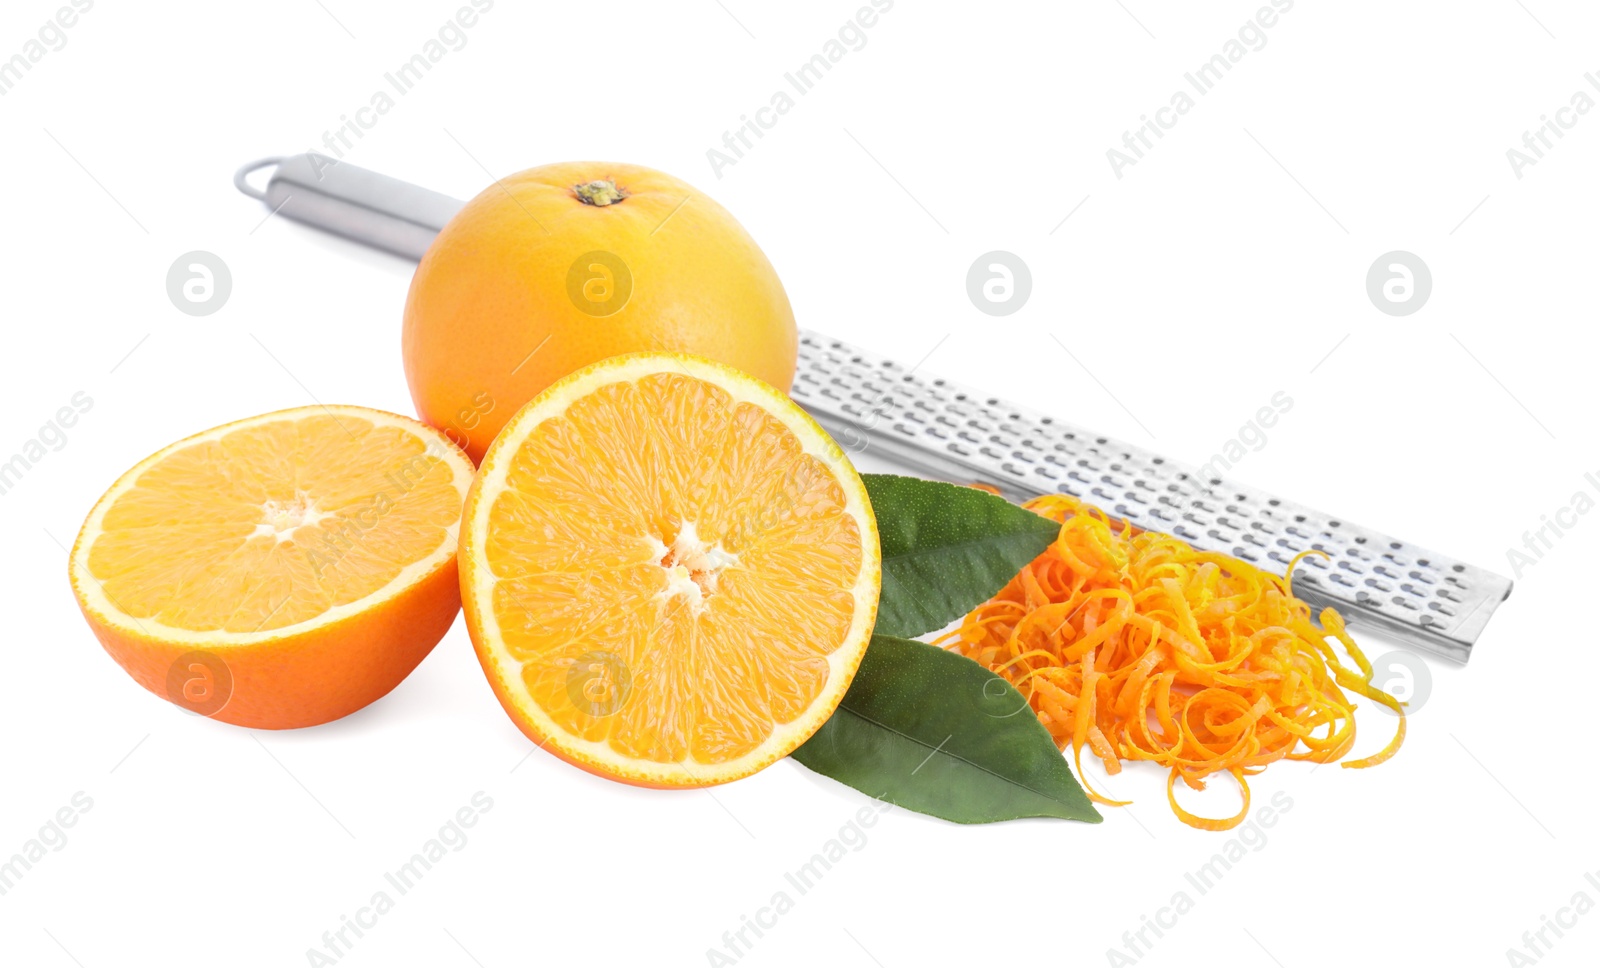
(791, 333), (1510, 663)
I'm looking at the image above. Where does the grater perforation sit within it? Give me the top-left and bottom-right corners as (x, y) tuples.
(791, 333), (1510, 662)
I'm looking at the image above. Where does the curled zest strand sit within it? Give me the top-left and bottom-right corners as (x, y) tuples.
(934, 493), (1406, 831)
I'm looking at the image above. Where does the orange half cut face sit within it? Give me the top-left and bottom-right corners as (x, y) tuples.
(70, 406), (474, 728)
(459, 354), (880, 787)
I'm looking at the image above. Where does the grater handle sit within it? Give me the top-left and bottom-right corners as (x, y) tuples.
(233, 154), (465, 261)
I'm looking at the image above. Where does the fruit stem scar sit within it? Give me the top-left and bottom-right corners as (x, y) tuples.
(574, 179), (629, 206)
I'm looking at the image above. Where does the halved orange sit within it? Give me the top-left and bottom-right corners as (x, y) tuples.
(69, 405), (475, 729)
(459, 354), (880, 787)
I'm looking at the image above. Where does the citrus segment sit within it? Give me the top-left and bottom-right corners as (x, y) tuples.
(460, 354), (879, 787)
(70, 406), (475, 729)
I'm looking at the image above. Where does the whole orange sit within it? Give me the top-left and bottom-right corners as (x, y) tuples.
(402, 162), (798, 462)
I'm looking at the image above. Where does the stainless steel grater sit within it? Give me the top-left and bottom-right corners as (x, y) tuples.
(235, 153), (1512, 663)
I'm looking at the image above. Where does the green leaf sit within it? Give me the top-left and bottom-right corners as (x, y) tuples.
(863, 473), (1059, 639)
(793, 635), (1100, 824)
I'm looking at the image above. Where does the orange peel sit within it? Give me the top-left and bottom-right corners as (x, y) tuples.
(937, 493), (1405, 830)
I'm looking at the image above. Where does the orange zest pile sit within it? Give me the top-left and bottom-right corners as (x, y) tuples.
(936, 494), (1405, 830)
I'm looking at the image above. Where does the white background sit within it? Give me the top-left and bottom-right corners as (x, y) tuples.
(2, 1), (1596, 965)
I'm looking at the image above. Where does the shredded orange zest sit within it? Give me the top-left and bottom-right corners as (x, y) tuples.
(935, 494), (1406, 830)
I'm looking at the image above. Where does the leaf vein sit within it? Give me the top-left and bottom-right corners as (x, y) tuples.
(880, 527), (1057, 566)
(831, 704), (1071, 807)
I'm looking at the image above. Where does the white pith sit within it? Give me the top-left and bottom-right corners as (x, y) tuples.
(70, 406), (476, 645)
(463, 354), (880, 787)
(252, 492), (334, 543)
(648, 521), (737, 616)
